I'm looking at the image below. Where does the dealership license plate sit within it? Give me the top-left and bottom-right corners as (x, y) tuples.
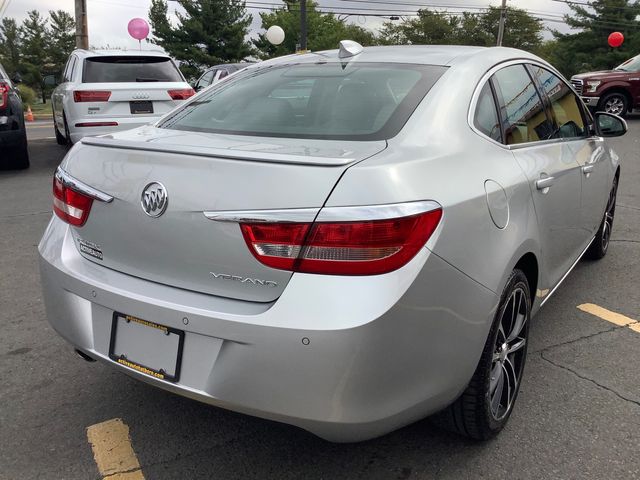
(108, 313), (184, 382)
(129, 101), (153, 114)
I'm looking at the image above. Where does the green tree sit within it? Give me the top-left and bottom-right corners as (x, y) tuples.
(378, 6), (543, 52)
(0, 18), (22, 78)
(47, 10), (75, 79)
(20, 10), (49, 102)
(253, 0), (377, 59)
(149, 0), (253, 79)
(552, 0), (640, 77)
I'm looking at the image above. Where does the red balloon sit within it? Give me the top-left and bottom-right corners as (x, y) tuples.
(608, 31), (624, 48)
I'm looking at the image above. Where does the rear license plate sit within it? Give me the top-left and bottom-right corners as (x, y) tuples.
(130, 101), (153, 114)
(108, 313), (184, 382)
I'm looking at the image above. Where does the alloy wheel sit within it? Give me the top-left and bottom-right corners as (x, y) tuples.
(489, 286), (529, 421)
(604, 96), (625, 116)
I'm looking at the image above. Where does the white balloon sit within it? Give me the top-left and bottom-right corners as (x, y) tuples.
(266, 25), (285, 46)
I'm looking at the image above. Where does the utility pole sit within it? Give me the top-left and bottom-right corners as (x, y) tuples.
(496, 0), (507, 46)
(75, 0), (89, 49)
(300, 0), (307, 52)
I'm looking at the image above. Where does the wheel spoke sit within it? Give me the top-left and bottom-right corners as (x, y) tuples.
(503, 356), (519, 391)
(507, 337), (526, 354)
(490, 362), (502, 393)
(507, 290), (527, 342)
(501, 362), (513, 412)
(491, 369), (504, 416)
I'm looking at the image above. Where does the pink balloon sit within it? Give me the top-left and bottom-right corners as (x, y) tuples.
(127, 18), (149, 41)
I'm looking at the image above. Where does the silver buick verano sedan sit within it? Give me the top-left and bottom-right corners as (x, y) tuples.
(39, 43), (625, 442)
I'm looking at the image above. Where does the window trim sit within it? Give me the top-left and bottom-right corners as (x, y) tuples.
(525, 63), (589, 141)
(467, 58), (596, 150)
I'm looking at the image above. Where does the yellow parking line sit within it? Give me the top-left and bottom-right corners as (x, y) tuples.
(86, 418), (145, 479)
(577, 303), (636, 326)
(577, 303), (639, 334)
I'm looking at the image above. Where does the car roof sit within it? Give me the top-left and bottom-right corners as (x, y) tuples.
(72, 49), (171, 59)
(257, 45), (542, 69)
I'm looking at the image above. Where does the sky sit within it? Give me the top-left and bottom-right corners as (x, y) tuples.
(2, 0), (574, 50)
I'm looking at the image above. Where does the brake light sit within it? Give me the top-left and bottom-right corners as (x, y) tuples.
(168, 88), (195, 100)
(240, 208), (442, 275)
(52, 176), (94, 226)
(0, 82), (9, 109)
(73, 90), (111, 102)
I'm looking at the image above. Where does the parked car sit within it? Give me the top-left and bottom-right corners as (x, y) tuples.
(51, 49), (194, 145)
(0, 63), (29, 169)
(39, 43), (625, 442)
(193, 62), (253, 91)
(571, 53), (640, 117)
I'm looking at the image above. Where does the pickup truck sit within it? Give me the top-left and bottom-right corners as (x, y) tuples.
(571, 53), (640, 117)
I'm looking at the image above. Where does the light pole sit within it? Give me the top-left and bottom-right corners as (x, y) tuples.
(75, 0), (89, 49)
(496, 0), (507, 47)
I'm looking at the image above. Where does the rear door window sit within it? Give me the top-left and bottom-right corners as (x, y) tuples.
(473, 82), (502, 142)
(82, 56), (183, 83)
(492, 64), (554, 145)
(528, 65), (587, 140)
(198, 70), (214, 89)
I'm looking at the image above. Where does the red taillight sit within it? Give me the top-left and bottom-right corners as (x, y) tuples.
(53, 177), (94, 226)
(240, 208), (442, 276)
(73, 90), (111, 102)
(168, 88), (195, 100)
(0, 82), (9, 109)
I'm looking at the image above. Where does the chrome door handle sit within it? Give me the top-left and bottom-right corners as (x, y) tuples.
(535, 177), (555, 190)
(582, 165), (594, 175)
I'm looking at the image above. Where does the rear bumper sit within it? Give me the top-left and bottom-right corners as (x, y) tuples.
(39, 216), (498, 441)
(68, 115), (161, 143)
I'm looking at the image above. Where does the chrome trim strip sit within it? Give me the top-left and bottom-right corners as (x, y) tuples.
(55, 167), (114, 203)
(539, 236), (595, 307)
(204, 208), (319, 223)
(316, 200), (441, 222)
(204, 200), (442, 223)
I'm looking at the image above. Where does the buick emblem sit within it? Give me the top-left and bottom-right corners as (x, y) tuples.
(141, 182), (168, 217)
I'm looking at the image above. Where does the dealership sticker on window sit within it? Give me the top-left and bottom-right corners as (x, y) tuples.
(78, 238), (103, 260)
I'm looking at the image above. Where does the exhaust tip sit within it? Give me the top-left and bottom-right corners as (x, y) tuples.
(75, 349), (96, 362)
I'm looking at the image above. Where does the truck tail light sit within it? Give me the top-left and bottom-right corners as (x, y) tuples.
(53, 176), (94, 227)
(168, 88), (195, 100)
(240, 207), (442, 276)
(73, 90), (111, 102)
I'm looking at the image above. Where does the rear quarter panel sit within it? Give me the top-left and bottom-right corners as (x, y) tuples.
(326, 56), (543, 309)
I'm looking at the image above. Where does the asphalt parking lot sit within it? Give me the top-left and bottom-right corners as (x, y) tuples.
(1, 120), (639, 479)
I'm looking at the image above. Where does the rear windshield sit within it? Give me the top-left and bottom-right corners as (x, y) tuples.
(160, 62), (447, 141)
(83, 56), (183, 83)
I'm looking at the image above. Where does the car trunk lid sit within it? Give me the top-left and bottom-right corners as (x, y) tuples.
(61, 127), (386, 302)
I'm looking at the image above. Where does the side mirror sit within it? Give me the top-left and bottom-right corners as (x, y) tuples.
(194, 83), (203, 92)
(43, 74), (57, 87)
(594, 112), (627, 137)
(12, 72), (22, 84)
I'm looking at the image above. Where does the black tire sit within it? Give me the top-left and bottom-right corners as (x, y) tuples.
(8, 131), (30, 169)
(585, 176), (618, 260)
(63, 112), (72, 146)
(433, 269), (531, 440)
(598, 92), (628, 117)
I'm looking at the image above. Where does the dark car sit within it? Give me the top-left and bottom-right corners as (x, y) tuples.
(193, 63), (254, 91)
(571, 53), (640, 117)
(0, 63), (29, 169)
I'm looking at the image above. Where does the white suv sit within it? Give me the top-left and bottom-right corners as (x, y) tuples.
(52, 49), (194, 144)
